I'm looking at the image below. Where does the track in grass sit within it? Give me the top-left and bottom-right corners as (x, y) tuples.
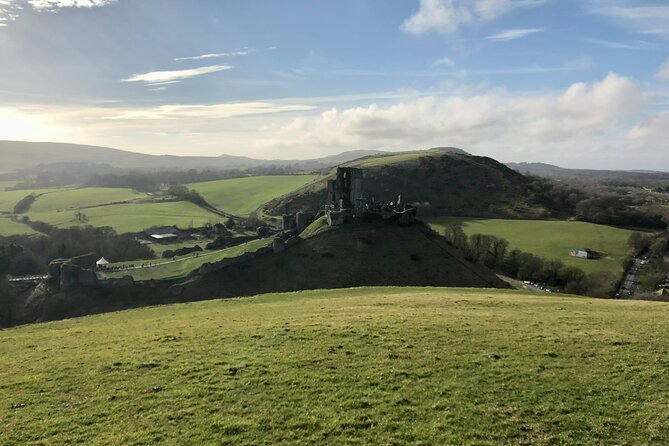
(1, 287), (668, 445)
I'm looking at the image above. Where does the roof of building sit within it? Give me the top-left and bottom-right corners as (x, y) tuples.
(96, 257), (110, 265)
(150, 233), (178, 240)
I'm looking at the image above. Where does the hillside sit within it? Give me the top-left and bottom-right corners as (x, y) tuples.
(264, 151), (548, 218)
(0, 141), (383, 172)
(9, 222), (506, 325)
(2, 287), (669, 444)
(507, 162), (669, 184)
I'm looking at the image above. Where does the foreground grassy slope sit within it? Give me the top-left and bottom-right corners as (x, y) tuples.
(29, 201), (220, 234)
(188, 175), (319, 216)
(425, 217), (640, 275)
(2, 288), (669, 445)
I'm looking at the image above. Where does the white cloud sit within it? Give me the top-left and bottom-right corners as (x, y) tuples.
(589, 2), (669, 39)
(432, 56), (456, 67)
(488, 28), (544, 41)
(630, 112), (669, 141)
(27, 0), (115, 9)
(581, 37), (655, 51)
(121, 65), (232, 85)
(401, 0), (545, 35)
(1, 0), (114, 23)
(104, 102), (317, 120)
(658, 59), (669, 80)
(174, 49), (251, 62)
(262, 73), (648, 164)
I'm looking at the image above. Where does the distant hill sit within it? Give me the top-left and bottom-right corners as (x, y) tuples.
(506, 162), (669, 183)
(0, 141), (385, 172)
(264, 150), (549, 218)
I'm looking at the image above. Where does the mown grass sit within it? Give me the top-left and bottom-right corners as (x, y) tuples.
(28, 201), (221, 234)
(104, 238), (272, 280)
(1, 287), (669, 445)
(425, 217), (642, 275)
(29, 188), (148, 213)
(0, 216), (38, 236)
(188, 175), (319, 216)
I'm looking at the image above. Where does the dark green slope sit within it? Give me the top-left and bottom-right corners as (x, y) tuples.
(264, 151), (547, 218)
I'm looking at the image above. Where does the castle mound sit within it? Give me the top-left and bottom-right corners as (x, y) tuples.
(263, 151), (547, 218)
(190, 221), (508, 296)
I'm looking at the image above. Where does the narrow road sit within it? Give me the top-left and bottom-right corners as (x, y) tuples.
(617, 257), (645, 298)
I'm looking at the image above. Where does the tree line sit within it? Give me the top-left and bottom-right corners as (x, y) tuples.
(443, 225), (620, 297)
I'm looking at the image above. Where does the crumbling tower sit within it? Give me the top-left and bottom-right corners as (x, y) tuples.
(327, 167), (363, 210)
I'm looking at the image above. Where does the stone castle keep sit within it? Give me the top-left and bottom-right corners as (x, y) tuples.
(325, 166), (416, 227)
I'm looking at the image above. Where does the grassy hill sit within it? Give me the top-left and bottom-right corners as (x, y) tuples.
(2, 287), (668, 445)
(263, 151), (548, 218)
(425, 217), (642, 275)
(0, 216), (37, 236)
(0, 141), (384, 172)
(28, 187), (148, 213)
(187, 175), (319, 216)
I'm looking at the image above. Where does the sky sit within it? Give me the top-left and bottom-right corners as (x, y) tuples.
(0, 0), (668, 169)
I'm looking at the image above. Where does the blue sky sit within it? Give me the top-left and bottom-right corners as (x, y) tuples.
(0, 0), (668, 169)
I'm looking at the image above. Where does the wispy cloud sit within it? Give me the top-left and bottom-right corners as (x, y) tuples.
(174, 46), (276, 62)
(488, 28), (544, 41)
(401, 0), (546, 35)
(658, 59), (669, 80)
(588, 1), (669, 39)
(103, 102), (318, 120)
(120, 65), (232, 85)
(432, 56), (456, 67)
(581, 37), (656, 50)
(175, 49), (250, 62)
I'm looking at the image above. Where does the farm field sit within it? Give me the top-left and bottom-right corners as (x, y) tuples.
(104, 238), (272, 280)
(2, 287), (669, 445)
(0, 216), (38, 236)
(187, 175), (319, 216)
(28, 201), (220, 234)
(29, 187), (148, 213)
(425, 217), (642, 275)
(0, 187), (60, 213)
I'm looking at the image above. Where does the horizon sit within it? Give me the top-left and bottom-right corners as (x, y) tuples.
(0, 0), (668, 169)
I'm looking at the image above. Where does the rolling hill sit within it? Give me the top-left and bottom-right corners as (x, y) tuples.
(264, 150), (549, 218)
(0, 141), (384, 172)
(9, 221), (507, 325)
(2, 287), (668, 444)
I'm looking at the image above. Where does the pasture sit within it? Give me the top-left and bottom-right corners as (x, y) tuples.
(28, 201), (220, 234)
(28, 187), (148, 213)
(425, 217), (641, 275)
(187, 175), (319, 216)
(1, 287), (668, 445)
(0, 216), (38, 236)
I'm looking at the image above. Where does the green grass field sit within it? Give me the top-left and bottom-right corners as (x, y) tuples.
(104, 238), (272, 280)
(425, 217), (642, 275)
(0, 216), (38, 236)
(29, 187), (148, 213)
(188, 175), (319, 216)
(2, 287), (669, 445)
(29, 201), (220, 234)
(0, 187), (59, 213)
